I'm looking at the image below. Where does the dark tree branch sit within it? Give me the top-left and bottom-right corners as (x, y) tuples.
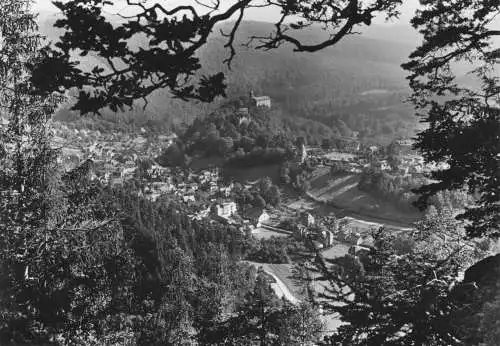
(402, 1), (500, 238)
(31, 0), (401, 114)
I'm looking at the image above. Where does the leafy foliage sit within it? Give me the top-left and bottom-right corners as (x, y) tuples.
(311, 208), (491, 345)
(234, 177), (281, 210)
(31, 0), (402, 113)
(181, 102), (296, 165)
(402, 0), (500, 238)
(216, 271), (324, 345)
(358, 168), (425, 211)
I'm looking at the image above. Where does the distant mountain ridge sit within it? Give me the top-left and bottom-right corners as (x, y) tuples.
(37, 15), (419, 143)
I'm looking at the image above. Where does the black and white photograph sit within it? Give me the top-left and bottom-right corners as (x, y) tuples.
(0, 0), (499, 344)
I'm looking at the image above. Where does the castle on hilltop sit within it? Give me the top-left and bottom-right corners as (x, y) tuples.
(249, 90), (271, 108)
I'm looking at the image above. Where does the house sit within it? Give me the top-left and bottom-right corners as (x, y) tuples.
(322, 230), (335, 248)
(238, 115), (251, 126)
(213, 201), (237, 219)
(310, 240), (324, 250)
(209, 181), (218, 194)
(294, 223), (308, 240)
(244, 207), (270, 228)
(219, 183), (233, 197)
(193, 207), (211, 220)
(397, 138), (414, 147)
(183, 195), (196, 203)
(152, 182), (174, 193)
(374, 160), (391, 171)
(158, 133), (178, 146)
(177, 182), (186, 189)
(348, 244), (372, 257)
(186, 182), (199, 192)
(256, 210), (270, 228)
(356, 234), (375, 247)
(300, 212), (315, 227)
(238, 108), (249, 115)
(165, 133), (178, 146)
(249, 91), (271, 108)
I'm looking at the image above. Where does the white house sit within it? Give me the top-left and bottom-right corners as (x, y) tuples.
(183, 195), (196, 203)
(300, 212), (315, 227)
(244, 208), (271, 228)
(250, 91), (271, 108)
(214, 202), (237, 219)
(256, 210), (270, 228)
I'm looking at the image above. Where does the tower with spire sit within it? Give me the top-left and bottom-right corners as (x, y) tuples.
(300, 143), (308, 164)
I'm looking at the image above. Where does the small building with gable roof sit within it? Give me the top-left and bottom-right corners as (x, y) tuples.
(249, 91), (271, 108)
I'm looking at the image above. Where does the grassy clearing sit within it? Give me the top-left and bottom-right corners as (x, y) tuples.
(308, 170), (421, 224)
(251, 228), (290, 240)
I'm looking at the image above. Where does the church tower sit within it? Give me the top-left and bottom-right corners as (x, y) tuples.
(300, 143), (308, 164)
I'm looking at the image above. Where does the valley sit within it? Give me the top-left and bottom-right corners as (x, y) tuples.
(1, 1), (496, 344)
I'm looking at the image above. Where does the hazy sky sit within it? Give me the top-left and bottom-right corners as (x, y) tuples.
(35, 0), (420, 25)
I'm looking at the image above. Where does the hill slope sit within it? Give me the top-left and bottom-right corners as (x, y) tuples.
(38, 15), (418, 142)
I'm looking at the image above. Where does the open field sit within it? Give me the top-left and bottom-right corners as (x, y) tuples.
(322, 243), (350, 260)
(308, 170), (422, 225)
(251, 227), (290, 240)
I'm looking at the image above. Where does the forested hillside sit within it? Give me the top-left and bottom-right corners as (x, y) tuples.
(38, 14), (418, 143)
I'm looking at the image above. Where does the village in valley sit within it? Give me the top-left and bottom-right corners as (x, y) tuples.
(38, 90), (452, 330)
(2, 0), (498, 343)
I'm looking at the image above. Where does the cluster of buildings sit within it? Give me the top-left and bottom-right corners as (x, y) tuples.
(395, 155), (449, 175)
(305, 141), (447, 176)
(290, 211), (337, 249)
(51, 122), (279, 236)
(289, 210), (382, 257)
(51, 122), (176, 176)
(141, 166), (231, 203)
(188, 200), (272, 236)
(306, 148), (366, 173)
(140, 164), (275, 233)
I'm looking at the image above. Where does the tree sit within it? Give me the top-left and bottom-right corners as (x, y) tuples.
(312, 208), (492, 346)
(387, 154), (402, 172)
(267, 185), (281, 207)
(479, 283), (500, 346)
(276, 302), (325, 345)
(134, 157), (153, 180)
(156, 142), (186, 167)
(31, 0), (402, 113)
(211, 271), (282, 345)
(403, 1), (500, 238)
(0, 4), (139, 344)
(255, 195), (267, 209)
(218, 270), (323, 345)
(0, 4), (137, 343)
(218, 136), (235, 156)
